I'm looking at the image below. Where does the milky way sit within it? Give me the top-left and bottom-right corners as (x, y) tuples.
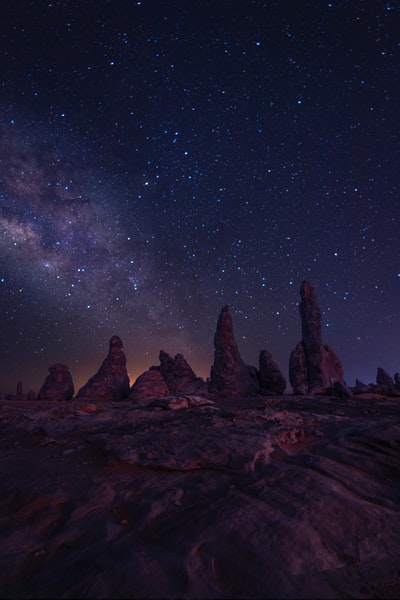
(1, 0), (399, 394)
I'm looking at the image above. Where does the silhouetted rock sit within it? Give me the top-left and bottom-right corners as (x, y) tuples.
(27, 390), (36, 401)
(289, 281), (347, 394)
(355, 378), (367, 388)
(129, 369), (170, 402)
(16, 381), (23, 401)
(258, 350), (286, 395)
(332, 380), (353, 399)
(37, 364), (74, 401)
(157, 350), (206, 395)
(209, 304), (259, 397)
(76, 335), (130, 401)
(376, 367), (394, 388)
(394, 373), (400, 388)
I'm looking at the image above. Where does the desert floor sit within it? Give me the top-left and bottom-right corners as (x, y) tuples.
(1, 392), (399, 599)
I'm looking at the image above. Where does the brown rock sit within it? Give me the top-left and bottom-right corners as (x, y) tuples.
(289, 281), (346, 394)
(76, 335), (130, 401)
(129, 369), (170, 402)
(376, 367), (394, 388)
(289, 342), (308, 395)
(1, 394), (400, 598)
(258, 350), (286, 395)
(157, 350), (206, 395)
(208, 304), (259, 397)
(37, 364), (74, 401)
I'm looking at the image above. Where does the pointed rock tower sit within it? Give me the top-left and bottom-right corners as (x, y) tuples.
(76, 335), (130, 401)
(209, 304), (259, 397)
(289, 281), (345, 394)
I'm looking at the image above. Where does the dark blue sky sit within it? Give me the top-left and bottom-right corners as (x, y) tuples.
(1, 0), (399, 394)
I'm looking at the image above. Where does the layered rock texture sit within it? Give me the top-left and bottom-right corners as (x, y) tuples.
(37, 364), (74, 401)
(208, 304), (259, 397)
(76, 335), (130, 401)
(1, 393), (400, 599)
(289, 281), (346, 394)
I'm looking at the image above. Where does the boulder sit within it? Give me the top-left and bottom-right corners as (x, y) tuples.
(76, 335), (130, 401)
(37, 364), (74, 401)
(258, 350), (286, 395)
(129, 369), (170, 403)
(208, 304), (259, 397)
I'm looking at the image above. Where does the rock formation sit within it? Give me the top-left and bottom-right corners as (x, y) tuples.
(129, 369), (170, 402)
(394, 372), (400, 388)
(157, 350), (206, 395)
(76, 335), (130, 401)
(258, 350), (286, 395)
(376, 367), (394, 388)
(289, 342), (308, 395)
(16, 381), (23, 401)
(37, 364), (74, 401)
(289, 281), (346, 394)
(208, 304), (259, 397)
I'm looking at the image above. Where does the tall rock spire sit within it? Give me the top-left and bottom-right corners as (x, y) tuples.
(208, 305), (259, 397)
(76, 335), (130, 401)
(289, 281), (345, 394)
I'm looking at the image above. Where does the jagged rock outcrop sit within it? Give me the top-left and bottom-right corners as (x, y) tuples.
(157, 350), (206, 395)
(76, 335), (130, 401)
(37, 364), (74, 401)
(129, 369), (170, 403)
(208, 304), (259, 397)
(258, 350), (286, 395)
(289, 281), (346, 394)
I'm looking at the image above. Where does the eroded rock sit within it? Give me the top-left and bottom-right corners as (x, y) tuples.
(129, 369), (170, 402)
(289, 281), (347, 394)
(37, 364), (74, 401)
(76, 335), (130, 401)
(208, 304), (259, 397)
(157, 350), (206, 395)
(258, 350), (286, 395)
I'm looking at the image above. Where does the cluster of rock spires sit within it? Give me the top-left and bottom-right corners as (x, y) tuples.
(3, 281), (400, 402)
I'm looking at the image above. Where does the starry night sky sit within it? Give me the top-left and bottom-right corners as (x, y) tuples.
(1, 0), (399, 395)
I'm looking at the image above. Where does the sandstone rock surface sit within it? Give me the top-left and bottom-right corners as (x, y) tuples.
(76, 335), (130, 401)
(1, 392), (399, 599)
(37, 363), (74, 401)
(209, 304), (259, 397)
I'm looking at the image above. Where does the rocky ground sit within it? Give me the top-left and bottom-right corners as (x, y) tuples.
(1, 392), (399, 599)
